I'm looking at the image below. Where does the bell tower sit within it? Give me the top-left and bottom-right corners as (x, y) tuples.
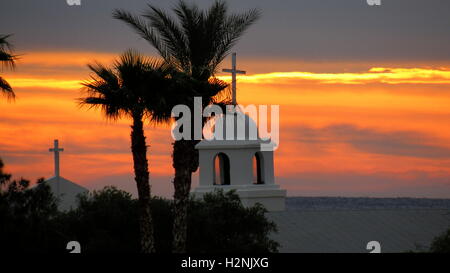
(192, 53), (286, 211)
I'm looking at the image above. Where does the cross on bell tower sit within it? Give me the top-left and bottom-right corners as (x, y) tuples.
(222, 52), (246, 105)
(49, 139), (64, 178)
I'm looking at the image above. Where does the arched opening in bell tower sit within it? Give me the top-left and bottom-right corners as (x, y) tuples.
(213, 153), (230, 185)
(253, 152), (264, 184)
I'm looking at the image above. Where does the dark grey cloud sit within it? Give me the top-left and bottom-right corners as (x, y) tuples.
(1, 0), (449, 61)
(289, 124), (450, 159)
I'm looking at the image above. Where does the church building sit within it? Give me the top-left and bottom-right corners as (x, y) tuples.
(45, 139), (88, 211)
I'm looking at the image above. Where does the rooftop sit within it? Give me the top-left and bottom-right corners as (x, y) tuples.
(267, 208), (450, 253)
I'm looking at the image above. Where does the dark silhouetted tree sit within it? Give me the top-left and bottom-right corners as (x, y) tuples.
(0, 34), (17, 100)
(114, 0), (260, 252)
(0, 158), (60, 252)
(79, 50), (174, 253)
(430, 228), (450, 253)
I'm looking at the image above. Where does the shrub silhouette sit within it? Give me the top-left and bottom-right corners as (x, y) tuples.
(0, 160), (278, 253)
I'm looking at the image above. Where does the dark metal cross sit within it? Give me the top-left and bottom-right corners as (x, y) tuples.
(222, 53), (246, 105)
(49, 139), (64, 178)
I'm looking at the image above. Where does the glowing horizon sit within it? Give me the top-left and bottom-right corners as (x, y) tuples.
(1, 51), (450, 198)
(6, 66), (450, 89)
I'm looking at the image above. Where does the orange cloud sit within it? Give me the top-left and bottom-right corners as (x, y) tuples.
(218, 67), (450, 84)
(14, 51), (119, 67)
(7, 78), (82, 89)
(6, 67), (450, 91)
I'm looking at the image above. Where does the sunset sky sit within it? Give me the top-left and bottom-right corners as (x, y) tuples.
(1, 0), (450, 198)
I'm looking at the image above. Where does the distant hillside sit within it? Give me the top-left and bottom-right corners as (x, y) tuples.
(286, 197), (450, 210)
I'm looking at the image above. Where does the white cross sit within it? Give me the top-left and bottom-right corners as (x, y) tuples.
(49, 139), (64, 178)
(222, 53), (246, 105)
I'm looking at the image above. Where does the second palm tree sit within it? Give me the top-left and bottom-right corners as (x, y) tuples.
(80, 50), (173, 253)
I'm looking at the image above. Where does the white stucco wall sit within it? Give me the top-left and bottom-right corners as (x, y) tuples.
(194, 140), (285, 211)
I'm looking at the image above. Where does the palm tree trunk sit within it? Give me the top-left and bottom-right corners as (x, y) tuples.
(172, 139), (199, 253)
(130, 113), (155, 253)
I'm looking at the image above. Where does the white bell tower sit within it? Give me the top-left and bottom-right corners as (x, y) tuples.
(192, 53), (286, 211)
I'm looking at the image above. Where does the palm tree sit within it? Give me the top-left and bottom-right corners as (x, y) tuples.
(0, 34), (17, 100)
(80, 50), (174, 253)
(114, 0), (260, 252)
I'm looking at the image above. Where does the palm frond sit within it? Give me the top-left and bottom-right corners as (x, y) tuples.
(81, 57), (130, 120)
(115, 0), (260, 79)
(0, 34), (17, 69)
(211, 8), (261, 71)
(113, 9), (170, 63)
(80, 50), (176, 125)
(86, 62), (119, 89)
(210, 80), (231, 105)
(145, 4), (189, 71)
(0, 34), (13, 49)
(78, 95), (125, 121)
(0, 76), (15, 100)
(113, 0), (260, 111)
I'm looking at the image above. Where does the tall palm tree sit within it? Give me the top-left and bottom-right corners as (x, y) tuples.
(114, 0), (260, 252)
(0, 34), (17, 100)
(80, 50), (173, 253)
